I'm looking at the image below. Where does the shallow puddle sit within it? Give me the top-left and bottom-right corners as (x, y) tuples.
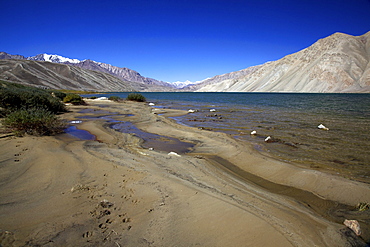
(111, 122), (194, 154)
(64, 126), (96, 140)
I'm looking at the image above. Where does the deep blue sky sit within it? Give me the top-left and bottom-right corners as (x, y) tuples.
(1, 0), (370, 83)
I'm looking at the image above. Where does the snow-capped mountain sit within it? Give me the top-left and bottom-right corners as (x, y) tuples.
(2, 52), (175, 90)
(171, 79), (205, 88)
(171, 80), (194, 88)
(27, 53), (81, 64)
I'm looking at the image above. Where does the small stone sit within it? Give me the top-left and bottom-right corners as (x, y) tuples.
(250, 130), (257, 135)
(168, 152), (181, 157)
(344, 219), (362, 236)
(70, 120), (82, 124)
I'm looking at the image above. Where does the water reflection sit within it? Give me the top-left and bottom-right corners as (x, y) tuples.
(64, 125), (96, 140)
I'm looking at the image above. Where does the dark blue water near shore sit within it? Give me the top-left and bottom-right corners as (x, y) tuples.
(83, 92), (370, 183)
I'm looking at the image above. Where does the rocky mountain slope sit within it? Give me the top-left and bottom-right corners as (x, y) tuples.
(0, 59), (157, 92)
(2, 31), (369, 93)
(0, 52), (175, 91)
(70, 59), (172, 88)
(191, 31), (370, 93)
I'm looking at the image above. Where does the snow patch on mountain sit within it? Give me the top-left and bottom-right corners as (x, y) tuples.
(171, 79), (206, 88)
(28, 53), (80, 64)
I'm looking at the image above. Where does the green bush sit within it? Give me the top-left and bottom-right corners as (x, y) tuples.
(63, 93), (85, 105)
(0, 87), (66, 114)
(109, 96), (121, 102)
(50, 90), (67, 101)
(2, 107), (66, 136)
(0, 82), (68, 136)
(126, 93), (146, 102)
(89, 96), (98, 99)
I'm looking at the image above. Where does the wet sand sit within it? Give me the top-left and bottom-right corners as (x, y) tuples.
(1, 99), (369, 246)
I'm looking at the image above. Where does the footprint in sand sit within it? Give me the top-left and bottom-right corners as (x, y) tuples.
(97, 209), (111, 219)
(13, 146), (28, 162)
(15, 141), (24, 148)
(82, 231), (93, 238)
(0, 230), (15, 246)
(14, 153), (20, 162)
(98, 223), (107, 229)
(122, 217), (131, 223)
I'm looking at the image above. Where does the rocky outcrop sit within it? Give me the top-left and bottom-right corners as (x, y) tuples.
(193, 32), (370, 93)
(0, 52), (26, 60)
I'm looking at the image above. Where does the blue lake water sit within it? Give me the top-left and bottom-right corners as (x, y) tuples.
(83, 92), (370, 183)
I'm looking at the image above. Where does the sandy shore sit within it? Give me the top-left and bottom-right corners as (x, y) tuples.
(1, 99), (369, 246)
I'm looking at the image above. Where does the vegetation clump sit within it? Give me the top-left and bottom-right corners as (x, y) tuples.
(2, 107), (66, 136)
(49, 90), (67, 101)
(126, 93), (146, 102)
(108, 96), (121, 102)
(0, 81), (67, 136)
(357, 202), (370, 211)
(63, 93), (85, 105)
(0, 83), (66, 114)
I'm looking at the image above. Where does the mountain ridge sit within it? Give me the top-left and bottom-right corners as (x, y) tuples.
(0, 52), (175, 90)
(190, 31), (370, 93)
(0, 59), (147, 92)
(1, 31), (369, 93)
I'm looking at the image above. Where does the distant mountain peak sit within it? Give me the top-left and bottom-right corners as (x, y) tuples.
(27, 53), (81, 64)
(171, 79), (205, 89)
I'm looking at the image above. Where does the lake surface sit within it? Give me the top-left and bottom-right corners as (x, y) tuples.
(84, 92), (370, 183)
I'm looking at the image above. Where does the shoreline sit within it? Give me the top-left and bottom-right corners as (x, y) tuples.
(1, 99), (369, 246)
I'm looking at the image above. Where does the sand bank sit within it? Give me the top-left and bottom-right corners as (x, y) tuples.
(0, 100), (369, 246)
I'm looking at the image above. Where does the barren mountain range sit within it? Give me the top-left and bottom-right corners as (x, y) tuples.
(0, 52), (175, 91)
(189, 31), (370, 93)
(1, 31), (369, 92)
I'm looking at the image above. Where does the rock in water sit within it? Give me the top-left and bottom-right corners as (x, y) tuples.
(318, 124), (329, 130)
(265, 136), (272, 142)
(344, 219), (362, 236)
